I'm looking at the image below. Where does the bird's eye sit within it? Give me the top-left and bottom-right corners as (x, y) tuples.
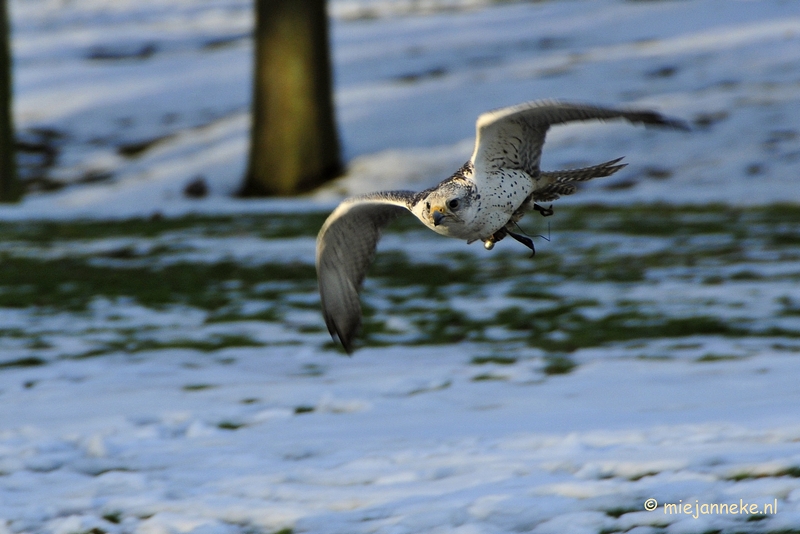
(448, 199), (460, 210)
(426, 202), (431, 210)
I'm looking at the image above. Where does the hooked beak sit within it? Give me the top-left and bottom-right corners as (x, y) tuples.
(431, 208), (445, 226)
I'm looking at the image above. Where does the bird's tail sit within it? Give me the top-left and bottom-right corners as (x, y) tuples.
(534, 157), (626, 201)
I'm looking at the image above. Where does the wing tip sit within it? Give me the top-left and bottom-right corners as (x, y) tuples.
(324, 315), (357, 355)
(335, 329), (356, 355)
(326, 330), (355, 355)
(640, 111), (692, 132)
(608, 163), (628, 174)
(604, 157), (628, 175)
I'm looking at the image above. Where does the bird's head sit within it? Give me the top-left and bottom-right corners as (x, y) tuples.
(414, 179), (477, 238)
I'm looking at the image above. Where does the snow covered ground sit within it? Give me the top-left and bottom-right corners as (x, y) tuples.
(2, 205), (800, 534)
(1, 1), (800, 533)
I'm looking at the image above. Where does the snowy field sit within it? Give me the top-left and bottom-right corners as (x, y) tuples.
(2, 1), (800, 533)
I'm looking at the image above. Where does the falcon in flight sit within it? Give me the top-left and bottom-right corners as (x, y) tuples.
(316, 100), (689, 352)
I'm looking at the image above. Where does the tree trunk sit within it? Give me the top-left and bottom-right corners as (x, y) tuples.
(0, 0), (18, 202)
(241, 0), (342, 197)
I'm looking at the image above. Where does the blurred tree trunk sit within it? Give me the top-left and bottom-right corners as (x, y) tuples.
(241, 0), (342, 197)
(0, 0), (18, 202)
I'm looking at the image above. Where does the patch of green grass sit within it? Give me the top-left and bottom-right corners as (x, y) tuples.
(470, 355), (518, 365)
(605, 506), (640, 518)
(2, 204), (799, 357)
(358, 316), (398, 348)
(101, 512), (122, 524)
(407, 380), (451, 395)
(217, 421), (245, 430)
(730, 270), (762, 281)
(562, 257), (648, 282)
(771, 232), (800, 246)
(760, 326), (800, 339)
(73, 334), (264, 358)
(778, 466), (800, 477)
(411, 307), (484, 345)
(772, 343), (800, 352)
(370, 250), (481, 288)
(695, 353), (741, 363)
(506, 285), (562, 300)
(205, 307), (282, 323)
(0, 328), (25, 338)
(27, 337), (52, 349)
(727, 466), (800, 481)
(777, 296), (800, 317)
(0, 356), (47, 369)
(495, 301), (595, 333)
(510, 307), (747, 353)
(593, 315), (740, 348)
(0, 213), (333, 242)
(0, 255), (315, 311)
(182, 384), (216, 391)
(135, 334), (264, 353)
(556, 203), (745, 235)
(628, 470), (660, 481)
(471, 373), (508, 382)
(542, 355), (577, 375)
(748, 202), (800, 224)
(296, 324), (326, 333)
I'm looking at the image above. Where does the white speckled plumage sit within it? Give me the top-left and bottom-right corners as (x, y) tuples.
(316, 100), (689, 352)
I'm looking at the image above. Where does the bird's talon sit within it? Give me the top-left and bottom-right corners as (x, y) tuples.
(534, 203), (554, 217)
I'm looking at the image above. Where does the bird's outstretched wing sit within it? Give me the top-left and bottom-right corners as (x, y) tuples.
(316, 191), (416, 353)
(534, 157), (627, 202)
(470, 100), (690, 179)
